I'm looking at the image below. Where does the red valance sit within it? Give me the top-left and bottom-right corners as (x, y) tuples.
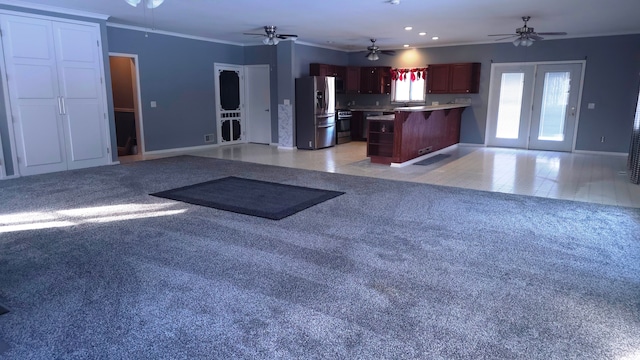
(391, 67), (427, 81)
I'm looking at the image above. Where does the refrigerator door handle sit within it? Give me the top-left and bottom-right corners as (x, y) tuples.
(317, 124), (334, 129)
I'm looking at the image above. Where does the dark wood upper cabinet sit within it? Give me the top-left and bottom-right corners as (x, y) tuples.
(360, 66), (391, 94)
(427, 63), (480, 94)
(309, 63), (334, 77)
(345, 66), (360, 94)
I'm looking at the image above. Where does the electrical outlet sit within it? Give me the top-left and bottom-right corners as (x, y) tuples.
(600, 136), (605, 143)
(150, 101), (157, 108)
(588, 103), (596, 109)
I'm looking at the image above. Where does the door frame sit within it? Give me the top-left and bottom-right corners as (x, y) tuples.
(0, 9), (113, 177)
(109, 52), (146, 155)
(244, 64), (272, 144)
(484, 60), (586, 151)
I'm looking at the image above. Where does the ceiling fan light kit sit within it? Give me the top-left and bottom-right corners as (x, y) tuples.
(124, 0), (165, 9)
(263, 37), (279, 45)
(243, 26), (298, 46)
(488, 16), (567, 47)
(513, 36), (534, 47)
(365, 38), (395, 61)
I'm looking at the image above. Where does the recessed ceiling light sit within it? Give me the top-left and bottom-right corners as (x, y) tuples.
(404, 26), (413, 31)
(389, 0), (400, 4)
(403, 44), (410, 47)
(419, 32), (427, 36)
(432, 36), (439, 40)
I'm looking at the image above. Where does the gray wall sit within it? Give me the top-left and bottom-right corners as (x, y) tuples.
(107, 27), (244, 152)
(294, 43), (349, 78)
(0, 4), (114, 176)
(348, 34), (640, 151)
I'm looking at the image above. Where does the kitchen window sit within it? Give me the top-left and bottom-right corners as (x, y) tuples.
(391, 68), (426, 103)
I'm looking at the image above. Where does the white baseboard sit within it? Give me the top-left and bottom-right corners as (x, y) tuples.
(573, 149), (628, 156)
(277, 145), (296, 150)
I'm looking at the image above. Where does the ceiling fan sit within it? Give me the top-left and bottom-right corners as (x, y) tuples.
(489, 16), (567, 46)
(365, 39), (396, 61)
(243, 26), (298, 45)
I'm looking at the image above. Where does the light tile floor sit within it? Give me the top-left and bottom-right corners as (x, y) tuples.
(122, 142), (640, 208)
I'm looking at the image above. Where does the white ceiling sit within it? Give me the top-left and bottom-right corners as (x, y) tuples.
(4, 0), (640, 51)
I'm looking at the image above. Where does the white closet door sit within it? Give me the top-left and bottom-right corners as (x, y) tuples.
(53, 21), (108, 170)
(0, 14), (67, 176)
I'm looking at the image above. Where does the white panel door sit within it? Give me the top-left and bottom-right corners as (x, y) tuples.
(0, 14), (67, 175)
(245, 65), (271, 144)
(0, 14), (110, 176)
(53, 21), (108, 169)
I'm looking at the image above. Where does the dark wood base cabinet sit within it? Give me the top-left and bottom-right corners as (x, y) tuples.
(367, 107), (466, 165)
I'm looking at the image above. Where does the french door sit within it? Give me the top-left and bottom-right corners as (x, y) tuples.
(486, 62), (583, 152)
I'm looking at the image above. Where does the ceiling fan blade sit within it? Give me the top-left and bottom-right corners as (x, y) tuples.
(537, 32), (567, 36)
(488, 34), (516, 36)
(529, 34), (544, 41)
(276, 34), (298, 39)
(494, 35), (517, 41)
(243, 32), (265, 36)
(365, 51), (373, 58)
(381, 50), (396, 56)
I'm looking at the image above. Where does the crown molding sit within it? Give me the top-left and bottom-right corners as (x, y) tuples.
(107, 22), (245, 46)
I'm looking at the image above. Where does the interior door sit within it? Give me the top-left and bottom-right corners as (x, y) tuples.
(486, 62), (583, 152)
(214, 64), (245, 145)
(0, 14), (68, 176)
(245, 65), (271, 144)
(53, 21), (109, 169)
(528, 63), (582, 151)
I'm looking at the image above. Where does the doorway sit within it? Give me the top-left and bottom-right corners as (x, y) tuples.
(109, 53), (144, 159)
(486, 61), (584, 151)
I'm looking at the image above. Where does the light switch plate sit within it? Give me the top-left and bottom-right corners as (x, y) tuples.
(588, 103), (595, 109)
(150, 101), (157, 108)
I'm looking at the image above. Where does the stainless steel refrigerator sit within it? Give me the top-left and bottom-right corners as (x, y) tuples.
(295, 76), (335, 149)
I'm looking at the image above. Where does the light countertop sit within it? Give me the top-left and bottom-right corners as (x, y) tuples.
(348, 103), (470, 112)
(394, 103), (470, 111)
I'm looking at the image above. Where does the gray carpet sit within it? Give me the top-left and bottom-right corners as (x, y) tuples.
(0, 155), (639, 359)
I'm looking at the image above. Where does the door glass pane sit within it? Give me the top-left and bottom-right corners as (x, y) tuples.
(496, 73), (524, 139)
(219, 70), (240, 110)
(538, 71), (570, 141)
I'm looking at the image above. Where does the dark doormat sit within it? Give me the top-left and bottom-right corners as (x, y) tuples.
(150, 176), (344, 220)
(413, 153), (451, 166)
(0, 305), (8, 316)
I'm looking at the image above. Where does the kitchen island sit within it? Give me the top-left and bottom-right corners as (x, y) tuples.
(367, 104), (470, 166)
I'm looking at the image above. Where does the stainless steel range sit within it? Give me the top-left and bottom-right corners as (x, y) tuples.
(336, 110), (352, 144)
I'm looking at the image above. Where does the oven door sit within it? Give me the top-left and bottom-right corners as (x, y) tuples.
(337, 117), (351, 132)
